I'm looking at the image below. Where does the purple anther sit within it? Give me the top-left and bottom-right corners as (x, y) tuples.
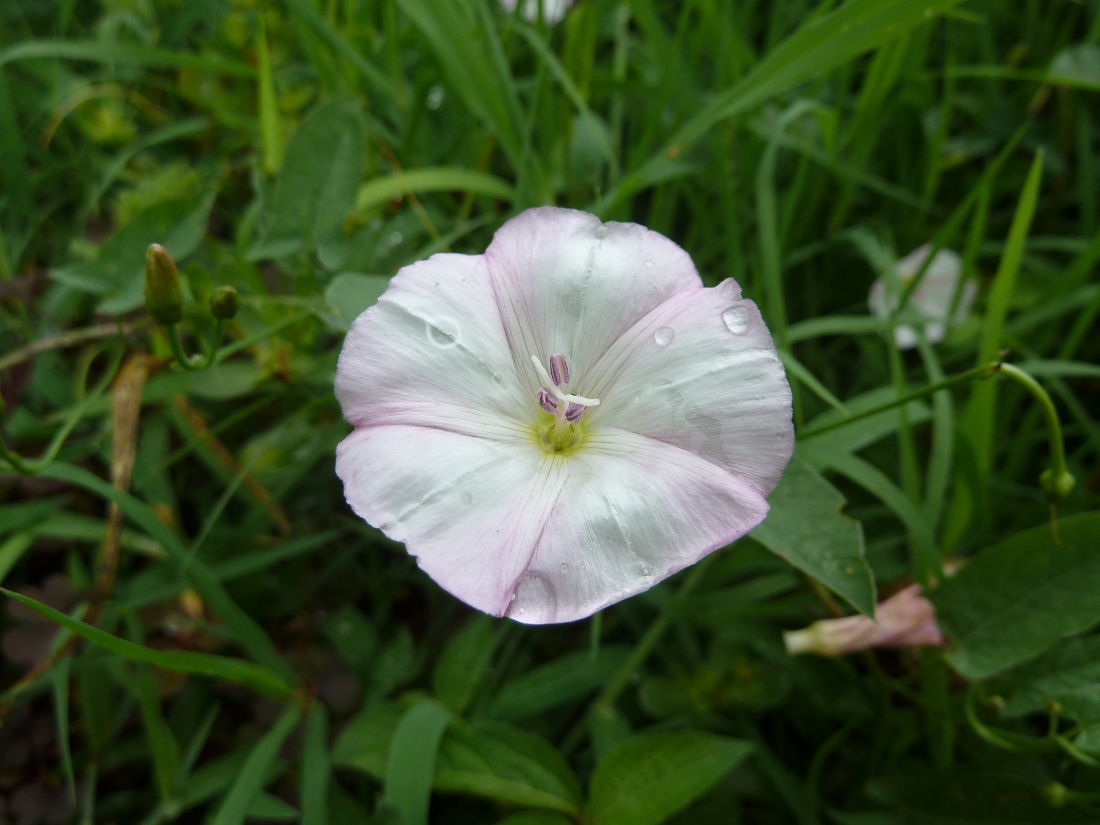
(537, 387), (559, 413)
(565, 403), (587, 423)
(549, 353), (570, 386)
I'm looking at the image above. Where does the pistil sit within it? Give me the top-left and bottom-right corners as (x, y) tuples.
(532, 353), (599, 451)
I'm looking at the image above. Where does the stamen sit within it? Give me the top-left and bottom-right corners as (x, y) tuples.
(530, 355), (601, 407)
(537, 387), (558, 413)
(549, 353), (569, 386)
(565, 403), (587, 423)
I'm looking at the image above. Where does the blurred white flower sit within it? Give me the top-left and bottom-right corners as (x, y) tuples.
(783, 584), (944, 656)
(868, 244), (976, 349)
(500, 0), (574, 25)
(335, 207), (793, 624)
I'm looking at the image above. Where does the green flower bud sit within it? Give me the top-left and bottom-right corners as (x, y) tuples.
(1042, 782), (1070, 808)
(210, 286), (240, 320)
(1040, 468), (1076, 504)
(145, 244), (184, 326)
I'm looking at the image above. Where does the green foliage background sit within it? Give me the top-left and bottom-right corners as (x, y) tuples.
(1, 0), (1100, 822)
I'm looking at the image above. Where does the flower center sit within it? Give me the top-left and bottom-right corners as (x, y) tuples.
(531, 353), (599, 453)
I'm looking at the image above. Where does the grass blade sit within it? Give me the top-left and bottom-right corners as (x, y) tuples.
(1, 589), (294, 698)
(383, 699), (452, 825)
(210, 704), (301, 825)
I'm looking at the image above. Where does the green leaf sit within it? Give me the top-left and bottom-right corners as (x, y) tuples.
(210, 704), (301, 825)
(250, 99), (366, 261)
(963, 150), (1044, 474)
(0, 588), (293, 698)
(334, 706), (581, 815)
(867, 770), (1090, 824)
(393, 0), (527, 172)
(434, 720), (581, 815)
(601, 0), (963, 209)
(929, 512), (1100, 679)
(356, 168), (514, 215)
(585, 731), (752, 825)
(383, 699), (452, 825)
(246, 792), (300, 821)
(751, 457), (875, 615)
(996, 635), (1100, 727)
(301, 704), (330, 825)
(433, 615), (500, 713)
(50, 194), (213, 314)
(494, 813), (573, 825)
(324, 273), (391, 331)
(0, 531), (33, 586)
(136, 663), (182, 799)
(0, 40), (254, 77)
(1046, 44), (1100, 91)
(486, 646), (631, 722)
(37, 462), (296, 686)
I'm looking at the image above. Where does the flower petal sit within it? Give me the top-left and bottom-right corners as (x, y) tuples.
(336, 425), (564, 617)
(582, 280), (793, 496)
(336, 424), (769, 625)
(483, 207), (703, 401)
(508, 428), (771, 624)
(334, 252), (529, 439)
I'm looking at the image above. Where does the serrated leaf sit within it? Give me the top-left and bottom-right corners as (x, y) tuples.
(751, 457), (876, 616)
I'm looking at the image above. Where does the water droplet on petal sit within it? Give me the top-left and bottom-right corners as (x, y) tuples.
(461, 491), (473, 505)
(426, 318), (460, 348)
(722, 305), (750, 334)
(654, 326), (675, 346)
(645, 260), (654, 269)
(506, 572), (557, 623)
(594, 225), (607, 239)
(559, 562), (569, 573)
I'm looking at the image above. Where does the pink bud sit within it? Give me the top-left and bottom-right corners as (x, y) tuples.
(783, 584), (944, 657)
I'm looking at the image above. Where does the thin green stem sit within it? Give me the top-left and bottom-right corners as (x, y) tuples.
(204, 319), (226, 368)
(997, 362), (1073, 502)
(593, 552), (717, 713)
(165, 325), (199, 371)
(799, 362), (999, 440)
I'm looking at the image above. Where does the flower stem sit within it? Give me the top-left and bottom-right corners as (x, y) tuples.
(593, 552), (718, 713)
(204, 319), (226, 368)
(996, 362), (1075, 504)
(798, 362), (1000, 439)
(165, 324), (200, 370)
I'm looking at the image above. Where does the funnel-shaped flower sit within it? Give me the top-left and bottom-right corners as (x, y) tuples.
(335, 207), (793, 624)
(783, 584), (944, 656)
(868, 244), (976, 349)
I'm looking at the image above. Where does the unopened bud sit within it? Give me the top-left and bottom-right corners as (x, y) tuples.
(144, 244), (183, 325)
(1040, 469), (1076, 504)
(209, 286), (240, 320)
(1042, 782), (1070, 808)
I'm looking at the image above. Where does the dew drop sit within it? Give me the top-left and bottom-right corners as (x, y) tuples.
(645, 260), (654, 269)
(559, 562), (569, 573)
(594, 225), (607, 239)
(426, 318), (460, 349)
(388, 231), (403, 245)
(721, 305), (750, 334)
(506, 572), (557, 623)
(654, 326), (675, 346)
(461, 491), (473, 505)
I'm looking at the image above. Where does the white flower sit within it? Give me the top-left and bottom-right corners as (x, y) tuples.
(500, 0), (573, 24)
(335, 207), (793, 624)
(868, 244), (976, 349)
